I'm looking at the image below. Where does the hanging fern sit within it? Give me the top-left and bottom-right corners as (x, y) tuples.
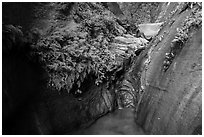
(35, 2), (126, 95)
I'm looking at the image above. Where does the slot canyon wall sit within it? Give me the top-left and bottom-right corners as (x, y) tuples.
(2, 2), (202, 135)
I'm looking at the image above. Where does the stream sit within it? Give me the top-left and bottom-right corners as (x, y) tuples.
(70, 108), (146, 135)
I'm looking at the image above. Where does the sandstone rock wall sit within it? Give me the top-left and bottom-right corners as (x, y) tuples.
(132, 3), (202, 134)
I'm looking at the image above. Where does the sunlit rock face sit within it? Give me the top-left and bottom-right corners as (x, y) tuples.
(138, 22), (163, 40)
(133, 3), (202, 135)
(136, 27), (202, 135)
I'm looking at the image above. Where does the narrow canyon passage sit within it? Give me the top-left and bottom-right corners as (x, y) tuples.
(2, 2), (202, 135)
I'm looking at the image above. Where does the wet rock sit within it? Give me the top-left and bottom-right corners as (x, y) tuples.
(114, 35), (148, 45)
(134, 4), (202, 134)
(111, 35), (148, 57)
(46, 82), (116, 134)
(116, 79), (136, 109)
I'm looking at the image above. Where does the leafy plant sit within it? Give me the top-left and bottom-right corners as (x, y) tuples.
(35, 2), (126, 95)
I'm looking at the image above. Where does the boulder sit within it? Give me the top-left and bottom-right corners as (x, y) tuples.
(138, 22), (163, 40)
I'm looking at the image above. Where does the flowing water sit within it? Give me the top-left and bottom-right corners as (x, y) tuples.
(71, 108), (146, 135)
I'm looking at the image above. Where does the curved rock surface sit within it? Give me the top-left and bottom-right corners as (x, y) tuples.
(136, 28), (202, 135)
(132, 3), (202, 135)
